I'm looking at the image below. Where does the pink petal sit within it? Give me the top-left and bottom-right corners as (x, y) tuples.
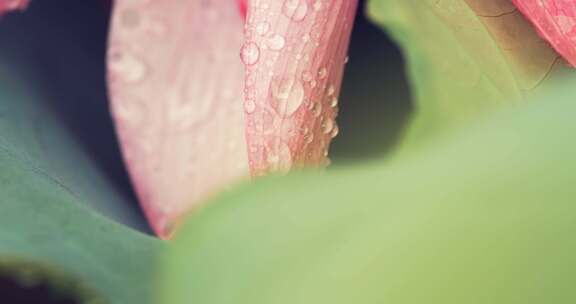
(107, 0), (248, 238)
(0, 0), (29, 16)
(242, 0), (358, 176)
(239, 0), (247, 19)
(512, 0), (576, 66)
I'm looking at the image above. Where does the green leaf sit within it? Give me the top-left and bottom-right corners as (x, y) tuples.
(0, 151), (163, 303)
(0, 1), (150, 230)
(160, 80), (576, 304)
(0, 78), (164, 302)
(366, 0), (571, 147)
(0, 3), (163, 302)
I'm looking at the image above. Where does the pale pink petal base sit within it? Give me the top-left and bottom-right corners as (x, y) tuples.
(108, 0), (248, 238)
(0, 0), (29, 16)
(242, 0), (358, 176)
(512, 0), (576, 66)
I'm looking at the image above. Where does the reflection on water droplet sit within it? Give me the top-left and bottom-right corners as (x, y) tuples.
(240, 42), (260, 65)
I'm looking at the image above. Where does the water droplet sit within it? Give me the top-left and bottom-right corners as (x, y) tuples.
(302, 71), (313, 82)
(311, 101), (322, 117)
(270, 77), (305, 116)
(318, 67), (327, 79)
(282, 0), (309, 21)
(329, 97), (338, 108)
(108, 49), (147, 83)
(240, 42), (260, 65)
(267, 34), (286, 51)
(331, 124), (339, 138)
(321, 117), (334, 134)
(256, 22), (271, 35)
(326, 84), (335, 96)
(244, 99), (256, 114)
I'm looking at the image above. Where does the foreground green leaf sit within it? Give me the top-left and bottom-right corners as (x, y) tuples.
(367, 0), (571, 147)
(161, 80), (576, 304)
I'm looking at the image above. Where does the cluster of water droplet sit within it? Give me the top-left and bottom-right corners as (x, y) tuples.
(241, 0), (354, 174)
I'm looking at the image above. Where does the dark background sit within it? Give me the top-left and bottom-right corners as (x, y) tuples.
(0, 0), (410, 301)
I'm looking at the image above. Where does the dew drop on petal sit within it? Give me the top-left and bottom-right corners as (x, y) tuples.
(321, 117), (334, 134)
(244, 99), (256, 114)
(326, 84), (335, 96)
(267, 34), (286, 50)
(329, 97), (338, 108)
(282, 0), (309, 21)
(270, 77), (305, 116)
(108, 49), (147, 83)
(240, 42), (261, 65)
(256, 22), (271, 35)
(331, 124), (339, 138)
(318, 67), (328, 79)
(311, 101), (322, 117)
(302, 71), (313, 82)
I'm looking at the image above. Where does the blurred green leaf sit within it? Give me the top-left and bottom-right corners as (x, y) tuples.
(0, 0), (150, 231)
(0, 49), (163, 304)
(367, 0), (571, 148)
(160, 80), (576, 304)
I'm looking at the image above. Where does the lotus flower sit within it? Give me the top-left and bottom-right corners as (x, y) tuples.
(107, 0), (358, 238)
(4, 1), (576, 303)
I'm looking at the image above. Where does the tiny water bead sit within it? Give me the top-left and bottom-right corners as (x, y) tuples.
(244, 99), (257, 114)
(108, 49), (147, 83)
(318, 67), (328, 79)
(240, 42), (261, 65)
(326, 84), (335, 96)
(255, 22), (271, 36)
(321, 117), (334, 134)
(266, 34), (286, 51)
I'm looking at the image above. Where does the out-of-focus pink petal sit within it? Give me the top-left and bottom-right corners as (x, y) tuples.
(108, 0), (248, 238)
(239, 0), (247, 19)
(241, 0), (358, 176)
(0, 0), (29, 16)
(512, 0), (576, 66)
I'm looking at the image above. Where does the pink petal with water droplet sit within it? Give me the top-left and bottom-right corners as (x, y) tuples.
(242, 0), (358, 175)
(512, 0), (576, 66)
(108, 0), (248, 238)
(0, 0), (29, 16)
